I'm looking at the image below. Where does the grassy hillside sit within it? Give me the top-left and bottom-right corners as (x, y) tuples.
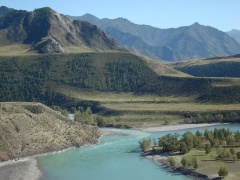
(170, 55), (240, 78)
(1, 52), (240, 127)
(0, 102), (100, 161)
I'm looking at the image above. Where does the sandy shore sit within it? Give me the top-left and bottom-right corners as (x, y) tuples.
(138, 123), (225, 132)
(0, 157), (43, 180)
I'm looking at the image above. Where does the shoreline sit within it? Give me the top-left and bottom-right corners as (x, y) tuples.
(146, 154), (210, 180)
(0, 140), (101, 180)
(137, 123), (226, 132)
(0, 157), (43, 180)
(0, 123), (230, 180)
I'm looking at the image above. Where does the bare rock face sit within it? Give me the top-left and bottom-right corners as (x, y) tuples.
(32, 37), (64, 53)
(0, 102), (101, 161)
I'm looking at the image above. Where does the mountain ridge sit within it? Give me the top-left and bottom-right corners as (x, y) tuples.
(0, 7), (122, 54)
(67, 14), (240, 61)
(227, 29), (240, 43)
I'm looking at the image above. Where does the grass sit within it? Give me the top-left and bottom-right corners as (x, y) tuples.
(182, 147), (240, 179)
(52, 83), (240, 127)
(101, 102), (240, 112)
(170, 56), (240, 78)
(0, 44), (35, 56)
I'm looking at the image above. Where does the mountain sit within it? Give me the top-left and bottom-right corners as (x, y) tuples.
(0, 6), (14, 17)
(170, 54), (240, 77)
(67, 14), (240, 61)
(105, 27), (181, 61)
(227, 29), (240, 43)
(0, 102), (100, 161)
(0, 7), (121, 54)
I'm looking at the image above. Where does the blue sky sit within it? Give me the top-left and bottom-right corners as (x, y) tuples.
(0, 0), (239, 31)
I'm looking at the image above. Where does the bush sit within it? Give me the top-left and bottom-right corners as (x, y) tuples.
(167, 157), (176, 167)
(218, 167), (228, 178)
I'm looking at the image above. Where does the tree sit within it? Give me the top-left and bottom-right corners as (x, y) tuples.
(237, 152), (240, 159)
(179, 142), (189, 154)
(167, 157), (176, 167)
(218, 167), (228, 178)
(230, 148), (235, 155)
(195, 130), (202, 137)
(181, 157), (188, 168)
(139, 138), (151, 152)
(192, 157), (198, 169)
(205, 144), (211, 154)
(86, 107), (92, 116)
(181, 131), (194, 151)
(158, 133), (179, 152)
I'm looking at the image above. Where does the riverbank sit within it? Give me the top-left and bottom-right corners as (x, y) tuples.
(138, 123), (225, 132)
(0, 139), (101, 180)
(0, 158), (43, 180)
(147, 154), (210, 180)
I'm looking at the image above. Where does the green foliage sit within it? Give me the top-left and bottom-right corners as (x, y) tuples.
(179, 142), (189, 154)
(139, 138), (151, 152)
(167, 157), (176, 167)
(182, 131), (194, 151)
(218, 167), (228, 178)
(158, 133), (180, 152)
(230, 148), (235, 155)
(205, 144), (211, 154)
(186, 112), (240, 124)
(181, 157), (188, 168)
(237, 152), (240, 159)
(74, 107), (94, 125)
(193, 157), (198, 169)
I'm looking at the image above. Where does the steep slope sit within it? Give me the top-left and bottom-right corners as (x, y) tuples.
(227, 29), (240, 43)
(170, 54), (240, 77)
(0, 7), (121, 54)
(68, 14), (240, 61)
(106, 27), (181, 61)
(0, 102), (100, 161)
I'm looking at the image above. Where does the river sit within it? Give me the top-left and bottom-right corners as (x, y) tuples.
(37, 124), (240, 180)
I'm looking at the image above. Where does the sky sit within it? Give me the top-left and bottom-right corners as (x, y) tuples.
(0, 0), (239, 31)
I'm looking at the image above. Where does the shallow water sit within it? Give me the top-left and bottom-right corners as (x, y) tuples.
(37, 124), (240, 180)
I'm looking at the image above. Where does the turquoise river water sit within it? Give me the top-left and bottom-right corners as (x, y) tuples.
(37, 124), (240, 180)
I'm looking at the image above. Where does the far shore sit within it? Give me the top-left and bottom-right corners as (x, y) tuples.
(137, 123), (227, 132)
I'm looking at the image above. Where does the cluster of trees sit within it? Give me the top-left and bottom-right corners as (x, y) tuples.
(184, 112), (240, 124)
(105, 60), (153, 92)
(143, 128), (240, 154)
(180, 156), (198, 169)
(72, 106), (115, 126)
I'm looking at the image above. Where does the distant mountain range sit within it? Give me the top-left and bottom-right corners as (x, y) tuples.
(227, 29), (240, 43)
(67, 14), (240, 61)
(0, 7), (121, 53)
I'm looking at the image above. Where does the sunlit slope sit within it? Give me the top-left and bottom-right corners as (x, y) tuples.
(170, 55), (240, 78)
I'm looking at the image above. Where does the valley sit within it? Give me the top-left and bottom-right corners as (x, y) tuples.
(0, 4), (240, 180)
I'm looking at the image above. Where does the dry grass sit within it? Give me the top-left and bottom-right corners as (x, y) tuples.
(0, 45), (38, 56)
(170, 57), (240, 68)
(53, 83), (194, 103)
(185, 147), (240, 180)
(101, 102), (240, 112)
